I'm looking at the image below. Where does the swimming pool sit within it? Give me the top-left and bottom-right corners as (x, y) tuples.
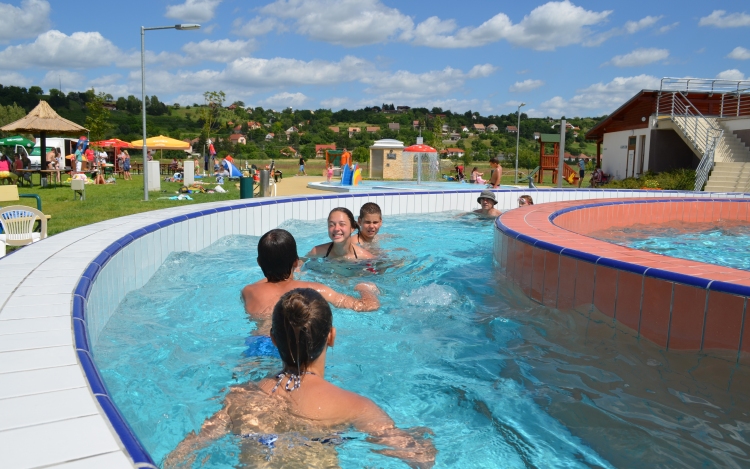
(592, 220), (750, 272)
(308, 180), (517, 193)
(93, 213), (750, 468)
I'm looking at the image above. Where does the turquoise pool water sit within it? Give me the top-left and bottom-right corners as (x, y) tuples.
(95, 213), (750, 468)
(594, 221), (750, 271)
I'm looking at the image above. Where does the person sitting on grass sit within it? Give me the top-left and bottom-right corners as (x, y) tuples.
(307, 208), (375, 260)
(164, 288), (435, 469)
(356, 202), (383, 246)
(473, 190), (502, 218)
(242, 229), (380, 336)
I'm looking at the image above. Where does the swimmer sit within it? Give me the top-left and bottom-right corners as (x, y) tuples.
(165, 289), (436, 468)
(356, 202), (382, 246)
(307, 207), (375, 260)
(473, 190), (502, 218)
(242, 229), (379, 335)
(518, 195), (534, 207)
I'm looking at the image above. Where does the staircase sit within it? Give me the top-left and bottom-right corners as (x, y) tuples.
(704, 124), (750, 192)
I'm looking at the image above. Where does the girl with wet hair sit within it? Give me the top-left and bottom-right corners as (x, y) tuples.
(307, 207), (375, 260)
(165, 288), (436, 468)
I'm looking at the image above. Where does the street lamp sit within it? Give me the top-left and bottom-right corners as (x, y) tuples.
(141, 23), (200, 201)
(514, 102), (526, 184)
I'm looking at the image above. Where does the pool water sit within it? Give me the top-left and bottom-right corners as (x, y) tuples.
(592, 220), (750, 271)
(95, 213), (750, 468)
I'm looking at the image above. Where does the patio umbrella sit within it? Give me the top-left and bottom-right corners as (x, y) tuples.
(1, 100), (87, 171)
(403, 144), (437, 184)
(130, 135), (190, 150)
(0, 135), (34, 148)
(91, 138), (132, 148)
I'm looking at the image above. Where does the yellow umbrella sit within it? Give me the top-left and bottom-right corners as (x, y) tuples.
(130, 135), (190, 150)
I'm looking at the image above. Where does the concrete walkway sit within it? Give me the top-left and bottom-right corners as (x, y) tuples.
(274, 175), (330, 196)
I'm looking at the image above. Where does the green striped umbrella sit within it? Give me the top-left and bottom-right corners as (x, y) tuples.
(0, 135), (34, 147)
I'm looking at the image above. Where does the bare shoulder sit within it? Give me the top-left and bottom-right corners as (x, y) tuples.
(307, 242), (332, 258)
(355, 245), (375, 259)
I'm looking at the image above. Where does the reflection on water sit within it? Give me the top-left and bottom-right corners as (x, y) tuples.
(590, 220), (750, 272)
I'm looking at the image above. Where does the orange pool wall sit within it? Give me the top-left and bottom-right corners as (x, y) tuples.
(494, 198), (750, 357)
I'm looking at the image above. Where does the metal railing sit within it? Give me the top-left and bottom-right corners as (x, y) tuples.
(656, 91), (723, 191)
(658, 77), (750, 118)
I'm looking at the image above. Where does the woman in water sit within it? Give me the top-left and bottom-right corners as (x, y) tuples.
(307, 207), (374, 260)
(165, 289), (436, 468)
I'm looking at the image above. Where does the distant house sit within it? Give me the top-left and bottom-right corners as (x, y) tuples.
(280, 146), (299, 158)
(460, 125), (470, 133)
(487, 124), (499, 132)
(396, 106), (411, 112)
(265, 133), (274, 141)
(247, 121), (262, 130)
(348, 127), (361, 137)
(441, 124), (450, 133)
(329, 126), (340, 133)
(233, 125), (242, 133)
(286, 126), (298, 134)
(366, 126), (379, 133)
(102, 102), (117, 111)
(315, 144), (336, 158)
(505, 125), (518, 134)
(229, 134), (247, 145)
(227, 121), (234, 127)
(533, 132), (541, 140)
(441, 148), (465, 157)
(388, 123), (400, 131)
(473, 123), (486, 133)
(227, 104), (237, 110)
(449, 132), (461, 141)
(413, 120), (420, 130)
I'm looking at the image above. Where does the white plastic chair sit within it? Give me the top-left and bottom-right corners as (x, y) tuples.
(0, 205), (47, 257)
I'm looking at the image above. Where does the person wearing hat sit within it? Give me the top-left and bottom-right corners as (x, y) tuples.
(474, 190), (502, 218)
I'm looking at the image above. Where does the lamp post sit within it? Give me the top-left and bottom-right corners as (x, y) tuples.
(514, 102), (526, 184)
(141, 23), (200, 201)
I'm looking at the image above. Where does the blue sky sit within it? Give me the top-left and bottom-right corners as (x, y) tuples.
(1, 0), (749, 117)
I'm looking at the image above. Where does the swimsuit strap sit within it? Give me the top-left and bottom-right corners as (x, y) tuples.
(271, 371), (316, 393)
(353, 246), (358, 259)
(324, 243), (333, 258)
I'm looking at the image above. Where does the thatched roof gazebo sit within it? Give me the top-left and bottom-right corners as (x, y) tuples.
(1, 100), (88, 171)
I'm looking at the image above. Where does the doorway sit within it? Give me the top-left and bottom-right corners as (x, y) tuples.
(637, 135), (646, 177)
(626, 136), (637, 178)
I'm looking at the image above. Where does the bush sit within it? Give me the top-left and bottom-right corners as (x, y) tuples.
(601, 168), (696, 190)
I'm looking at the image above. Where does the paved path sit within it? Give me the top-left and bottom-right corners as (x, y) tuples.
(274, 175), (330, 196)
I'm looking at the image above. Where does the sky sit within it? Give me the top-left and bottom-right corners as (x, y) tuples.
(1, 0), (749, 117)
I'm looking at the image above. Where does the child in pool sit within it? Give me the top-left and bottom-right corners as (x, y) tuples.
(356, 202), (382, 246)
(307, 208), (375, 260)
(165, 289), (436, 468)
(242, 229), (379, 335)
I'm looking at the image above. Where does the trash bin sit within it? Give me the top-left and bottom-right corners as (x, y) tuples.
(239, 176), (254, 199)
(259, 170), (270, 197)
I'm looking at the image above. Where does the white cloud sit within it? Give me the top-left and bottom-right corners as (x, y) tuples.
(728, 47), (750, 60)
(232, 16), (285, 37)
(510, 79), (544, 92)
(259, 92), (309, 107)
(165, 0), (222, 23)
(699, 10), (750, 28)
(607, 48), (669, 67)
(467, 64), (497, 78)
(0, 71), (30, 87)
(41, 70), (86, 89)
(182, 39), (255, 62)
(623, 15), (662, 34)
(0, 30), (120, 69)
(222, 55), (372, 87)
(656, 22), (678, 34)
(716, 69), (746, 80)
(88, 74), (123, 87)
(260, 0), (413, 46)
(0, 0), (50, 43)
(411, 1), (611, 51)
(320, 97), (351, 108)
(539, 74), (660, 116)
(362, 65), (495, 100)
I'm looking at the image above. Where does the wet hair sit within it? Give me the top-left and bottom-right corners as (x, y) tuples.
(329, 207), (359, 231)
(271, 288), (332, 372)
(257, 229), (299, 282)
(519, 195), (534, 206)
(489, 157), (499, 165)
(359, 202), (381, 220)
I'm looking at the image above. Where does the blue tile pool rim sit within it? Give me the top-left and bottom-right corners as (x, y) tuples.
(70, 188), (750, 466)
(495, 197), (750, 297)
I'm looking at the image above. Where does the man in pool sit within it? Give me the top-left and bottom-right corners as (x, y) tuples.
(474, 190), (502, 218)
(357, 202), (383, 246)
(242, 229), (380, 335)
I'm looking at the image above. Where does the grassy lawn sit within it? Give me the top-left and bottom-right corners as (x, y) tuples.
(10, 158), (574, 237)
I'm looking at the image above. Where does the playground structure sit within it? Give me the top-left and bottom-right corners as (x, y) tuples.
(537, 134), (579, 185)
(325, 148), (361, 186)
